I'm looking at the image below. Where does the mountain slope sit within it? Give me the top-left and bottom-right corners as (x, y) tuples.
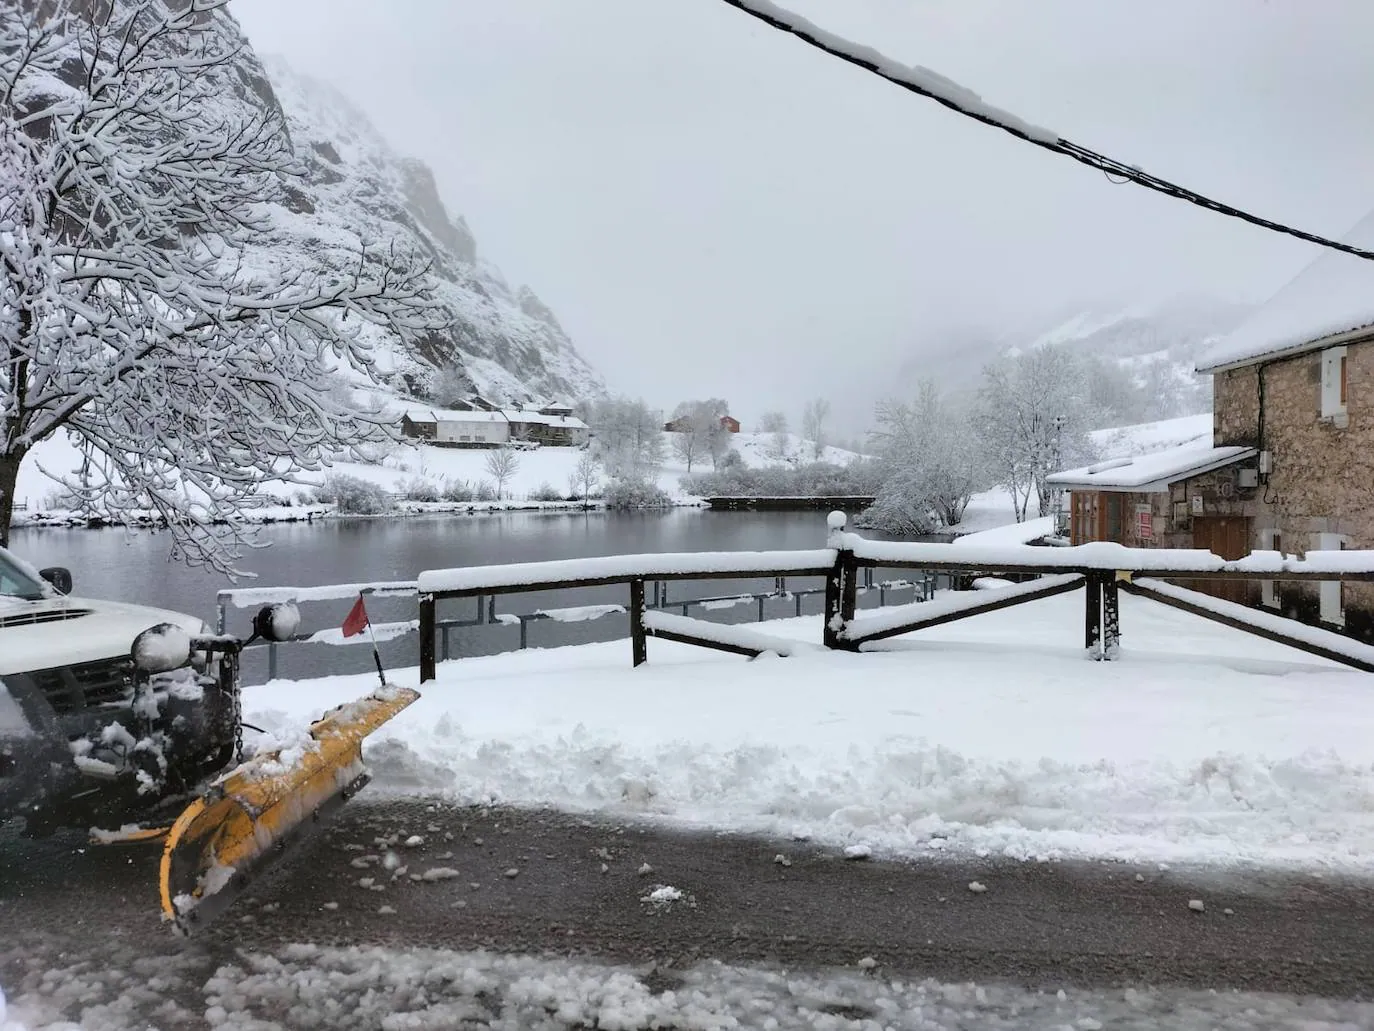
(241, 45), (604, 404)
(879, 295), (1252, 419)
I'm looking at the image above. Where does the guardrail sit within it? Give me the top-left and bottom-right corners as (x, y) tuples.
(216, 559), (938, 681)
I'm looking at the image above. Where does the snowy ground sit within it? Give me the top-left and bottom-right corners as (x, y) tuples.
(6, 945), (1374, 1031)
(244, 589), (1374, 873)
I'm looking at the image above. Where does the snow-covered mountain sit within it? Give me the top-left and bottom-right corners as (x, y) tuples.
(227, 29), (604, 404)
(885, 295), (1252, 407)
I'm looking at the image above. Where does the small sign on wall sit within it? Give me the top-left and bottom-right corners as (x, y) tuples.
(1136, 505), (1153, 541)
(1190, 495), (1204, 516)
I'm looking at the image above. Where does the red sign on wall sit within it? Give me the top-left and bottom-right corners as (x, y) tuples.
(1136, 507), (1153, 541)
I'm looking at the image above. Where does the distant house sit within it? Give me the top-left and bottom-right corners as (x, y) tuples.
(399, 402), (588, 448)
(663, 413), (740, 434)
(504, 407), (589, 447)
(400, 407), (511, 447)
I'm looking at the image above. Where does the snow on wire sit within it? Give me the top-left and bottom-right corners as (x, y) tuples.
(720, 0), (1374, 263)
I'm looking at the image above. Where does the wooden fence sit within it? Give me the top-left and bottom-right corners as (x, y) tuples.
(415, 513), (1374, 682)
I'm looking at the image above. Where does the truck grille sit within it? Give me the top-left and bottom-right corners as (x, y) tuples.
(0, 608), (92, 629)
(29, 659), (134, 714)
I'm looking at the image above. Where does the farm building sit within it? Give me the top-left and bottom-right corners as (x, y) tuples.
(399, 403), (589, 448)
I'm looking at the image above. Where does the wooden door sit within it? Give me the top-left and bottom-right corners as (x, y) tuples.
(1191, 516), (1253, 604)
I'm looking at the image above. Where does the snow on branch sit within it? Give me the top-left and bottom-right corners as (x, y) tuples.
(0, 0), (447, 573)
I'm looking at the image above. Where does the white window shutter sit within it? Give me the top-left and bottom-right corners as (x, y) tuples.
(1321, 347), (1347, 417)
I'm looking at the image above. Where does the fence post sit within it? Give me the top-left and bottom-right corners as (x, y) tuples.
(441, 625), (451, 662)
(630, 578), (647, 667)
(823, 511), (857, 650)
(1084, 574), (1103, 660)
(1103, 574), (1121, 659)
(419, 593), (437, 683)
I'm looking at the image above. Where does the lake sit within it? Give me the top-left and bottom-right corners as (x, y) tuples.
(10, 510), (922, 685)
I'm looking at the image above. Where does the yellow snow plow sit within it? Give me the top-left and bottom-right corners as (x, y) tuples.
(158, 684), (419, 935)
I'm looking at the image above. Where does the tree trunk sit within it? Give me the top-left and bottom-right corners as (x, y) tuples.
(0, 451), (22, 549)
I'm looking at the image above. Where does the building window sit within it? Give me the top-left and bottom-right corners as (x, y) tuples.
(1321, 346), (1348, 420)
(1315, 532), (1345, 626)
(1260, 528), (1282, 608)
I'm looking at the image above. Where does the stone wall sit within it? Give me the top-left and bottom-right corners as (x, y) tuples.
(1212, 339), (1374, 641)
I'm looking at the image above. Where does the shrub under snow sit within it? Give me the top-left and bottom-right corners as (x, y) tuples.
(313, 474), (394, 515)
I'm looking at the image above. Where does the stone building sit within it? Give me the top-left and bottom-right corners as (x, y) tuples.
(1046, 440), (1260, 603)
(1046, 210), (1374, 638)
(1194, 214), (1374, 640)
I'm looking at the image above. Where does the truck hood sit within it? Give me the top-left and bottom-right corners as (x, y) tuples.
(0, 596), (203, 677)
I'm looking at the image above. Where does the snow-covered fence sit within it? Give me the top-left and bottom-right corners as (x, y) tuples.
(416, 550), (838, 680)
(822, 513), (1374, 669)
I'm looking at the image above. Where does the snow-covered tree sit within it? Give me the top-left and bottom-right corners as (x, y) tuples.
(667, 398), (728, 474)
(429, 364), (473, 408)
(801, 397), (830, 460)
(0, 0), (441, 571)
(568, 450), (600, 500)
(586, 396), (664, 481)
(862, 382), (986, 533)
(973, 347), (1098, 522)
(484, 445), (519, 500)
(759, 410), (790, 464)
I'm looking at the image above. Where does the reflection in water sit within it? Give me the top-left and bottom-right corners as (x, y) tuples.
(9, 510), (848, 683)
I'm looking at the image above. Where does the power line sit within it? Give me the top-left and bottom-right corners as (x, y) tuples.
(720, 0), (1374, 262)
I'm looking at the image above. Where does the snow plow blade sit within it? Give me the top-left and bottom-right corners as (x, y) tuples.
(158, 685), (419, 935)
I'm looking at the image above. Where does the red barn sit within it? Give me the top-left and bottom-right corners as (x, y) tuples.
(719, 415), (740, 433)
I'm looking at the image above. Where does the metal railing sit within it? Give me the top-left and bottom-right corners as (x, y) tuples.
(216, 565), (940, 681)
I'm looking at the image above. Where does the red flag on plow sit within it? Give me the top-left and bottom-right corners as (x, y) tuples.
(342, 595), (370, 638)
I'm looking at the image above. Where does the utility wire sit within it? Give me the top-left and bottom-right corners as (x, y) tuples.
(720, 0), (1374, 262)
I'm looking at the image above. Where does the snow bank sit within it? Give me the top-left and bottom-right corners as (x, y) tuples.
(248, 591), (1374, 871)
(10, 941), (1374, 1030)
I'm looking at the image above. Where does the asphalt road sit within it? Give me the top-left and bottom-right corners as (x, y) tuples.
(4, 799), (1374, 1025)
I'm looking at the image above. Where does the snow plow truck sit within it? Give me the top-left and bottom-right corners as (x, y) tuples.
(0, 545), (418, 934)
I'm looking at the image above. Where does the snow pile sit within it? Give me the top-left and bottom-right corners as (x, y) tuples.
(9, 941), (1374, 1029)
(195, 945), (1374, 1029)
(249, 592), (1374, 871)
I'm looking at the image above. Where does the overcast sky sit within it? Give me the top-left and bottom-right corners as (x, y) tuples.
(233, 0), (1374, 431)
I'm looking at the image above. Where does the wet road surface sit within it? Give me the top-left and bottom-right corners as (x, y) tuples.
(4, 799), (1374, 1026)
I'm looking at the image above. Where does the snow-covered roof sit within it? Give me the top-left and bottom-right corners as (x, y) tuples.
(1197, 208), (1374, 372)
(1046, 442), (1255, 492)
(398, 406), (587, 429)
(505, 410), (588, 429)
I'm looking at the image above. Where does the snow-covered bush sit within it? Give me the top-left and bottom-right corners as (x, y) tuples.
(441, 479), (475, 503)
(314, 474), (394, 515)
(529, 482), (563, 502)
(682, 461), (883, 499)
(474, 481), (498, 502)
(602, 478), (672, 510)
(398, 477), (441, 502)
